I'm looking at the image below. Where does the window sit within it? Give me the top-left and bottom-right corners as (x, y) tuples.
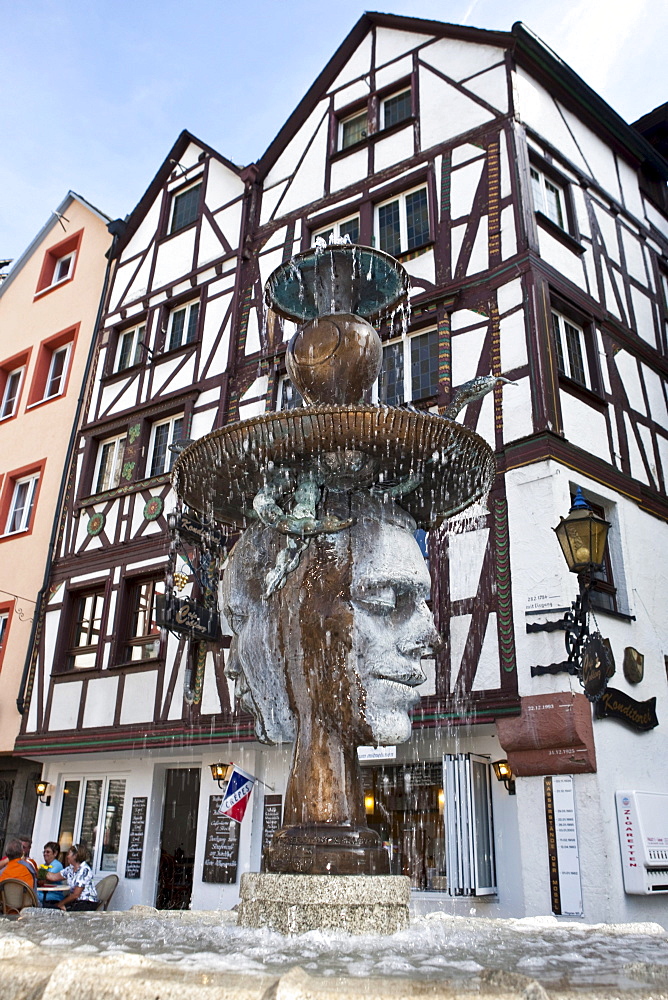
(5, 474), (39, 534)
(57, 777), (126, 872)
(35, 229), (83, 294)
(170, 183), (202, 234)
(93, 434), (127, 493)
(0, 602), (11, 674)
(313, 215), (360, 246)
(166, 301), (199, 351)
(376, 186), (430, 256)
(0, 367), (24, 419)
(148, 414), (184, 477)
(340, 109), (368, 150)
(382, 89), (412, 129)
(377, 329), (440, 405)
(115, 324), (145, 372)
(27, 326), (77, 406)
(66, 590), (104, 670)
(552, 310), (588, 387)
(123, 578), (165, 662)
(277, 377), (303, 411)
(443, 754), (496, 895)
(531, 166), (566, 230)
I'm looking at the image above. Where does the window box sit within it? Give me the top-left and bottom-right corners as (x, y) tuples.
(35, 229), (83, 296)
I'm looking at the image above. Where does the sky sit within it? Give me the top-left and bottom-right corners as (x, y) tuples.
(2, 0), (666, 263)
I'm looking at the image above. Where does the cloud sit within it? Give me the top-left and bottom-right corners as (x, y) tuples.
(551, 0), (647, 94)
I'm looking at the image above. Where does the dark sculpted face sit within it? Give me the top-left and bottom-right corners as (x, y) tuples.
(221, 498), (438, 747)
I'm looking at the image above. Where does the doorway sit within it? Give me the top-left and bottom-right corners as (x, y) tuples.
(156, 767), (200, 909)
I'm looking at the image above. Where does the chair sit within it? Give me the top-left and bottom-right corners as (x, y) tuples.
(0, 878), (39, 917)
(94, 874), (119, 911)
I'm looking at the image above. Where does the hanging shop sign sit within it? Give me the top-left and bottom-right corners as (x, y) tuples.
(156, 594), (220, 642)
(594, 688), (658, 732)
(544, 775), (583, 917)
(172, 510), (225, 549)
(580, 632), (613, 702)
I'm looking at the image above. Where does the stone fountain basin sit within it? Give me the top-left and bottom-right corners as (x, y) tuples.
(173, 405), (496, 530)
(2, 907), (667, 999)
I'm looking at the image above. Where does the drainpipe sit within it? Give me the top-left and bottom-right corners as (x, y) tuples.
(16, 218), (126, 715)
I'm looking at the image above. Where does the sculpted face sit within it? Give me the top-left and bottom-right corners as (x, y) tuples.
(221, 499), (438, 747)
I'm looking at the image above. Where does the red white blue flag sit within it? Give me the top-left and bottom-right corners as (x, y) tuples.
(218, 764), (255, 822)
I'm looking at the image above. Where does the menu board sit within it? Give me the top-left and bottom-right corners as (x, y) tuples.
(202, 795), (240, 884)
(261, 795), (282, 863)
(124, 797), (147, 879)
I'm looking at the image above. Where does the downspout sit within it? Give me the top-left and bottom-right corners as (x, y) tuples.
(16, 218), (126, 715)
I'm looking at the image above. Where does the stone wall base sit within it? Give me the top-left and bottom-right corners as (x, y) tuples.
(237, 872), (410, 935)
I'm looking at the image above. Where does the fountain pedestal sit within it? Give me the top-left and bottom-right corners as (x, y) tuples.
(238, 873), (410, 935)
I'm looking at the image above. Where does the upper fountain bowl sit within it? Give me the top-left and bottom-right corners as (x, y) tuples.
(265, 244), (410, 323)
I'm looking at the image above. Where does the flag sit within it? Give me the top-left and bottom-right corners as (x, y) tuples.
(218, 763), (255, 822)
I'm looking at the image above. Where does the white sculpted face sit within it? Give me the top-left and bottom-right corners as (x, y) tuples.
(351, 515), (438, 744)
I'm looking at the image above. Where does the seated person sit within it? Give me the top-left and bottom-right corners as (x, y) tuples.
(37, 841), (64, 905)
(45, 843), (98, 911)
(0, 838), (38, 892)
(0, 834), (38, 875)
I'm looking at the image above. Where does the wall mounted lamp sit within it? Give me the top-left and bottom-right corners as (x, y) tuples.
(492, 760), (516, 795)
(209, 763), (231, 789)
(34, 780), (51, 806)
(364, 792), (375, 815)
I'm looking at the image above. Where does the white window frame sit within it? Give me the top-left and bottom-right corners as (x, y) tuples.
(0, 366), (24, 419)
(93, 434), (127, 494)
(339, 109), (368, 150)
(57, 774), (127, 874)
(147, 413), (184, 477)
(312, 213), (361, 246)
(381, 87), (412, 130)
(114, 324), (145, 372)
(551, 309), (590, 388)
(276, 375), (303, 411)
(443, 753), (497, 896)
(374, 184), (430, 256)
(51, 250), (76, 286)
(530, 165), (567, 230)
(166, 300), (200, 352)
(0, 611), (8, 651)
(169, 182), (202, 234)
(44, 343), (71, 399)
(5, 474), (39, 535)
(372, 327), (439, 405)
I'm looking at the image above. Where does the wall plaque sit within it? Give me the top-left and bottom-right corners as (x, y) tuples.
(124, 797), (147, 879)
(594, 688), (658, 732)
(261, 794), (282, 869)
(544, 776), (583, 917)
(623, 647), (644, 684)
(497, 692), (596, 775)
(202, 794), (240, 884)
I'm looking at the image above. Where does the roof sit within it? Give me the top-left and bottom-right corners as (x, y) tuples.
(0, 191), (111, 299)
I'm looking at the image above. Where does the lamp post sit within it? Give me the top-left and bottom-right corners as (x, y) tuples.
(528, 489), (611, 692)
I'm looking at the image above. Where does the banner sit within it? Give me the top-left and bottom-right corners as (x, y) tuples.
(218, 764), (255, 822)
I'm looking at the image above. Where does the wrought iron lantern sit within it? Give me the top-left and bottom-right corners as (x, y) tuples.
(34, 779), (50, 805)
(492, 760), (516, 795)
(209, 763), (230, 789)
(553, 488), (611, 577)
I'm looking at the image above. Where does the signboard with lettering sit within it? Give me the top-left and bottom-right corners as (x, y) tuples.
(156, 594), (220, 642)
(202, 795), (240, 884)
(595, 688), (658, 732)
(124, 797), (147, 879)
(580, 633), (613, 702)
(544, 776), (582, 916)
(261, 795), (282, 863)
(177, 511), (225, 548)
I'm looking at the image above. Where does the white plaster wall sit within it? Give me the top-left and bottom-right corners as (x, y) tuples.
(373, 127), (414, 172)
(375, 54), (412, 92)
(560, 392), (610, 462)
(419, 65), (493, 152)
(330, 148), (368, 194)
(152, 230), (196, 291)
(205, 162), (243, 214)
(120, 671), (158, 725)
(536, 231), (586, 290)
(82, 676), (119, 728)
(119, 201), (162, 268)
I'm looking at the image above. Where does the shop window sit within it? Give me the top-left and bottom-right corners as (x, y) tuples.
(35, 229), (83, 295)
(57, 776), (126, 872)
(65, 589), (104, 670)
(377, 329), (439, 404)
(375, 186), (430, 256)
(27, 326), (77, 406)
(443, 754), (497, 895)
(93, 433), (127, 494)
(3, 472), (40, 535)
(122, 577), (165, 662)
(0, 358), (27, 420)
(551, 309), (589, 388)
(277, 376), (303, 411)
(147, 413), (184, 477)
(313, 214), (360, 246)
(382, 88), (412, 129)
(170, 182), (202, 234)
(339, 109), (368, 150)
(166, 300), (199, 351)
(114, 323), (145, 372)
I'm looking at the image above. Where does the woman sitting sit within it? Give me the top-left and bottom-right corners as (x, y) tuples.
(37, 841), (65, 905)
(45, 843), (98, 911)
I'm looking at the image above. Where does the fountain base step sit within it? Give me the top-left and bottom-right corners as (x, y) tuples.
(238, 872), (410, 935)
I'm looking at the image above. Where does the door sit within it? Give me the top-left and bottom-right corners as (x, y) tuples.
(156, 767), (200, 910)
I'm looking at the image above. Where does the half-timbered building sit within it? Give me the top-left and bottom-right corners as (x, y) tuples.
(20, 15), (668, 923)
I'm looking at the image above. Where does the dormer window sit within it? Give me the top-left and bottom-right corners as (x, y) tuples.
(170, 182), (202, 234)
(340, 110), (368, 150)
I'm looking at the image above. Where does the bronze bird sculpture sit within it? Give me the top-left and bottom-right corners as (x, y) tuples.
(444, 374), (516, 419)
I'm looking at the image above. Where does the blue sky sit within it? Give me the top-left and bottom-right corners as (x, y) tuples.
(2, 0), (665, 262)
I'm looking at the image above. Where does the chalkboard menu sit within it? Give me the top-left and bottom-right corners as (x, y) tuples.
(262, 795), (282, 856)
(124, 797), (147, 879)
(202, 795), (240, 884)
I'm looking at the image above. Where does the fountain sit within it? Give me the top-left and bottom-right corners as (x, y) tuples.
(172, 241), (496, 933)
